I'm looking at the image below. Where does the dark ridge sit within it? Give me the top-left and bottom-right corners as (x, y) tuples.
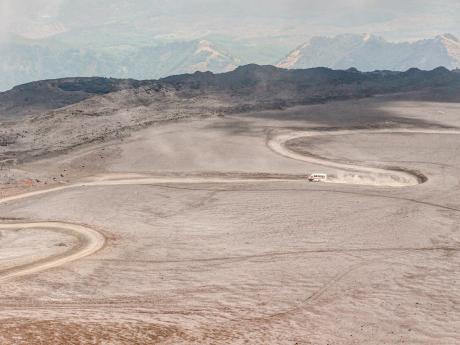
(2, 64), (460, 119)
(0, 77), (154, 119)
(159, 65), (460, 112)
(160, 64), (460, 94)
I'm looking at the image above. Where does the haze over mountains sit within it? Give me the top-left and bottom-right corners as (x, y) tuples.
(0, 38), (240, 92)
(2, 0), (460, 91)
(1, 33), (460, 92)
(278, 34), (460, 71)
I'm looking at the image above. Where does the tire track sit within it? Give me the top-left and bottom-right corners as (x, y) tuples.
(0, 176), (303, 280)
(0, 222), (105, 281)
(268, 128), (460, 186)
(1, 128), (459, 287)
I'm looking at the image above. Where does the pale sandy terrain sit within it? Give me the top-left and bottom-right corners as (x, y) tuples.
(0, 97), (459, 344)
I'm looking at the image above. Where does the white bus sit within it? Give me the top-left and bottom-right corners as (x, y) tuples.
(308, 173), (328, 182)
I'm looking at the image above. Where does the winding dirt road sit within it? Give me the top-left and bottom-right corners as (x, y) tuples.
(1, 128), (460, 280)
(0, 222), (105, 281)
(269, 128), (460, 186)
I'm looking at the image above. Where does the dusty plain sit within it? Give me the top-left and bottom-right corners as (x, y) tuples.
(0, 95), (460, 344)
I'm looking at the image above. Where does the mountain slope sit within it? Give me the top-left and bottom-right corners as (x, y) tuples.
(0, 39), (240, 92)
(0, 77), (152, 119)
(125, 40), (240, 79)
(278, 34), (460, 71)
(3, 64), (460, 119)
(2, 65), (460, 162)
(3, 33), (460, 93)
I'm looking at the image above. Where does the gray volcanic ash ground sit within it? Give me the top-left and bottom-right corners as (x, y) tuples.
(0, 67), (460, 344)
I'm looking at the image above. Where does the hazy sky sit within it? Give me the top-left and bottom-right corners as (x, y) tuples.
(1, 0), (459, 42)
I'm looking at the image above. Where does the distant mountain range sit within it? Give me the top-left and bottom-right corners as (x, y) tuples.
(1, 34), (460, 92)
(0, 39), (239, 92)
(278, 34), (460, 71)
